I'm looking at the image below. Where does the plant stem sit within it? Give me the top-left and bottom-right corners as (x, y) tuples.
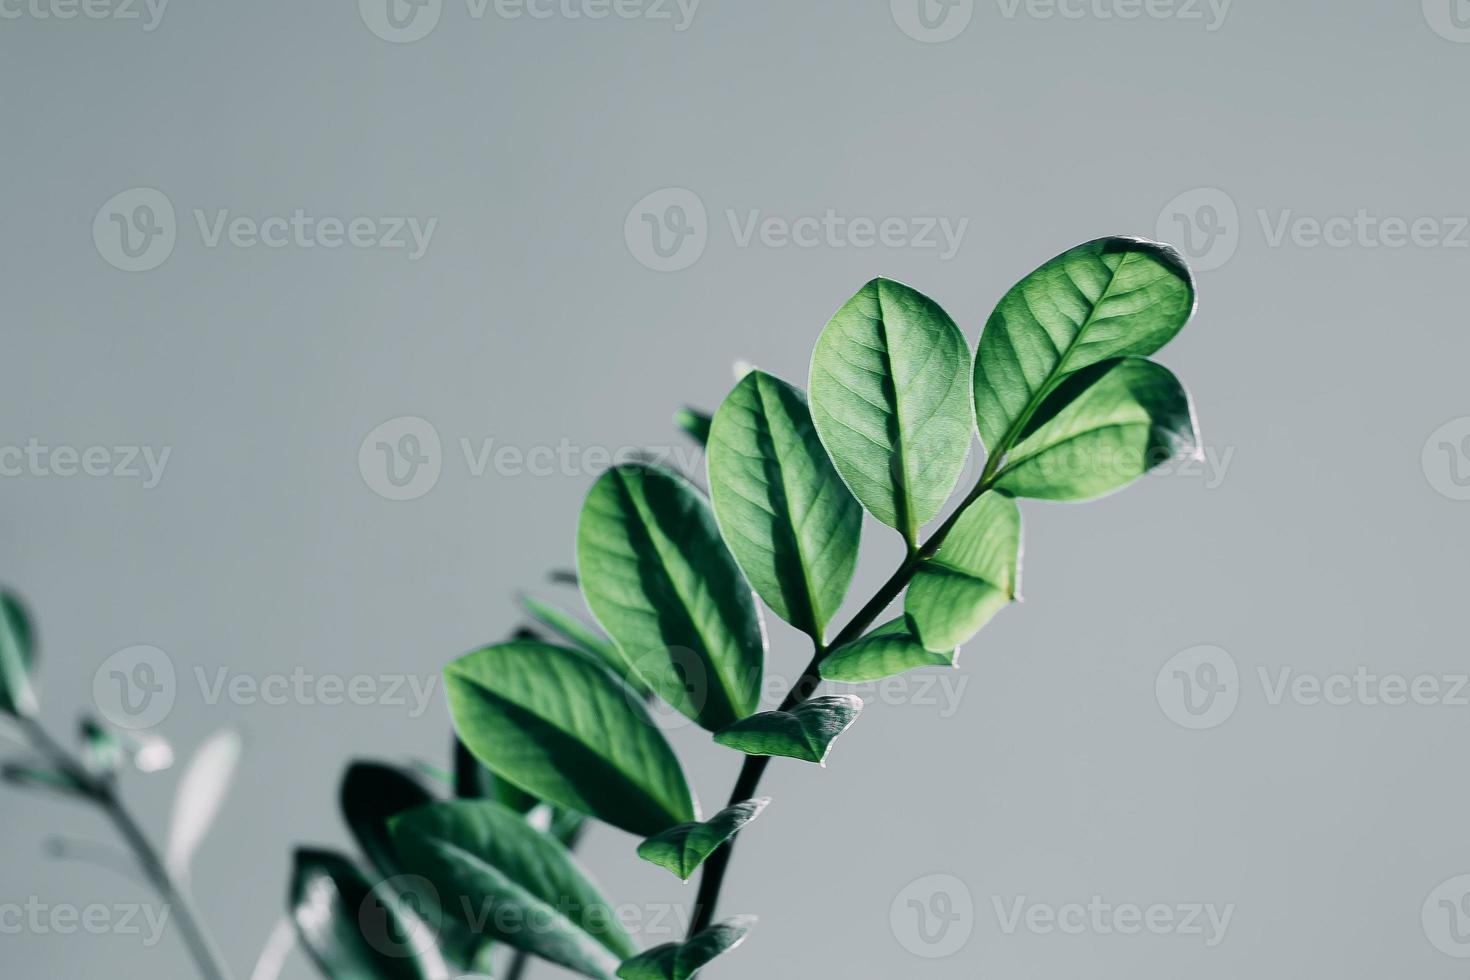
(687, 460), (1005, 937)
(18, 714), (231, 980)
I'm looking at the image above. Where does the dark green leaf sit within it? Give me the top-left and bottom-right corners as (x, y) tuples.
(446, 640), (695, 837)
(454, 736), (537, 813)
(637, 798), (769, 881)
(905, 491), (1021, 651)
(673, 408), (712, 447)
(390, 800), (636, 979)
(0, 592), (37, 718)
(576, 464), (765, 731)
(992, 358), (1199, 501)
(289, 848), (444, 980)
(519, 594), (650, 697)
(708, 371), (862, 642)
(973, 237), (1194, 457)
(341, 762), (436, 880)
(818, 618), (954, 683)
(616, 916), (755, 980)
(2, 762), (88, 798)
(713, 696), (862, 765)
(809, 278), (973, 546)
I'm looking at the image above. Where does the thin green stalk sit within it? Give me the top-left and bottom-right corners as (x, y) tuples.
(17, 714), (231, 980)
(687, 456), (1007, 937)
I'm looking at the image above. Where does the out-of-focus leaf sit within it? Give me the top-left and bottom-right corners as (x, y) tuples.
(3, 761), (87, 797)
(166, 728), (242, 882)
(391, 800), (635, 979)
(446, 640), (696, 837)
(707, 370), (861, 642)
(615, 916), (755, 980)
(713, 696), (862, 765)
(340, 761), (435, 879)
(0, 592), (37, 718)
(637, 799), (769, 881)
(576, 464), (765, 731)
(673, 408), (712, 447)
(289, 848), (445, 980)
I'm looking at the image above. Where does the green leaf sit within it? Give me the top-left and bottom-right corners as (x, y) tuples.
(905, 491), (1021, 652)
(616, 916), (755, 980)
(445, 640), (696, 837)
(576, 464), (765, 731)
(454, 736), (537, 813)
(809, 278), (973, 546)
(2, 762), (88, 798)
(818, 618), (954, 683)
(673, 408), (712, 447)
(637, 798), (769, 881)
(80, 719), (123, 777)
(0, 592), (37, 718)
(991, 358), (1199, 501)
(390, 800), (636, 979)
(289, 848), (444, 980)
(341, 762), (435, 879)
(707, 371), (862, 641)
(519, 594), (651, 698)
(713, 696), (862, 765)
(973, 237), (1195, 457)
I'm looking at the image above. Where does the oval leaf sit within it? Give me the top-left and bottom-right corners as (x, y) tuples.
(707, 370), (862, 641)
(905, 491), (1022, 652)
(809, 278), (973, 546)
(0, 592), (37, 718)
(341, 761), (436, 880)
(819, 618), (954, 683)
(519, 594), (650, 697)
(445, 640), (695, 837)
(712, 695), (862, 765)
(390, 800), (635, 979)
(576, 464), (765, 731)
(616, 915), (755, 980)
(289, 848), (445, 980)
(973, 237), (1195, 457)
(636, 798), (769, 881)
(167, 728), (242, 882)
(992, 358), (1199, 501)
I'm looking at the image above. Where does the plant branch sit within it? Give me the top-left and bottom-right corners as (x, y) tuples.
(688, 457), (1006, 937)
(17, 714), (231, 980)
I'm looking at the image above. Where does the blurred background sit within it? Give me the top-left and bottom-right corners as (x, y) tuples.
(4, 1), (1469, 976)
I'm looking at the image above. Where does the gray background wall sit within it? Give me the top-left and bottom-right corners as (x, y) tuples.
(4, 1), (1470, 977)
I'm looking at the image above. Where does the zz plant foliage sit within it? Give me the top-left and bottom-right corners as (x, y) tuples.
(0, 235), (1204, 980)
(289, 235), (1203, 980)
